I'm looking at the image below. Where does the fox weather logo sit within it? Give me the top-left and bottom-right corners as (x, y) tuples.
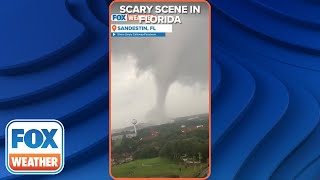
(5, 119), (65, 175)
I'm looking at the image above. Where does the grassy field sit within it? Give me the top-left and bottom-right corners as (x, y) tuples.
(111, 157), (207, 178)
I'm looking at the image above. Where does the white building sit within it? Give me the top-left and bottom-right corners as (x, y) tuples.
(125, 133), (137, 138)
(112, 134), (124, 141)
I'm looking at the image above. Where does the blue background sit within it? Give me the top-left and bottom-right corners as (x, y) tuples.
(212, 0), (320, 179)
(1, 0), (319, 179)
(0, 0), (109, 179)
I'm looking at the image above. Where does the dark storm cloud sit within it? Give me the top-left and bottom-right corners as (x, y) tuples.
(111, 4), (209, 124)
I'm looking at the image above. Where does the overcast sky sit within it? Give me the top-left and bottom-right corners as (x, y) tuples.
(111, 56), (208, 130)
(110, 2), (209, 130)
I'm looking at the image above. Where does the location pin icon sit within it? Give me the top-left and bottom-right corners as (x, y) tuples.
(112, 25), (117, 32)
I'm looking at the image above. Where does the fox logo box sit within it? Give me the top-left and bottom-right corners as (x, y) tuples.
(111, 14), (127, 21)
(5, 120), (64, 174)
